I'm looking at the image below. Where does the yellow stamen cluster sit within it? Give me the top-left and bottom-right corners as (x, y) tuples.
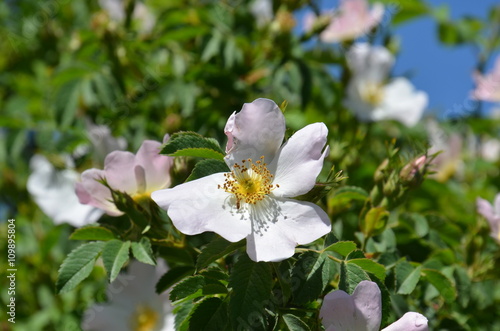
(219, 156), (279, 209)
(360, 82), (384, 106)
(130, 304), (159, 331)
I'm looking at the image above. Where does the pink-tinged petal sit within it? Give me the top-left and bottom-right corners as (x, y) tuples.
(381, 312), (428, 331)
(77, 169), (122, 216)
(103, 150), (138, 194)
(151, 173), (252, 242)
(320, 290), (359, 330)
(472, 56), (500, 102)
(376, 77), (427, 127)
(224, 98), (285, 167)
(320, 0), (384, 43)
(135, 139), (173, 192)
(271, 123), (329, 198)
(478, 196), (500, 239)
(320, 281), (381, 331)
(493, 194), (500, 216)
(246, 198), (331, 262)
(477, 197), (494, 222)
(351, 280), (383, 331)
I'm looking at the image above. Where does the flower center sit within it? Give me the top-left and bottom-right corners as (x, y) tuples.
(219, 156), (278, 209)
(130, 304), (159, 331)
(360, 82), (384, 106)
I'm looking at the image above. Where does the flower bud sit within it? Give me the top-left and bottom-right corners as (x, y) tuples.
(374, 159), (389, 183)
(400, 155), (427, 186)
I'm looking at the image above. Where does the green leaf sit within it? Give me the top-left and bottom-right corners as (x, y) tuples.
(282, 314), (311, 331)
(174, 300), (194, 331)
(156, 266), (195, 294)
(189, 297), (229, 331)
(292, 251), (332, 304)
(186, 159), (229, 181)
(170, 275), (206, 301)
(347, 258), (386, 281)
(228, 254), (273, 330)
(329, 186), (368, 211)
(69, 226), (116, 241)
(56, 242), (104, 293)
(339, 261), (370, 294)
(274, 261), (293, 305)
(102, 240), (131, 283)
(398, 265), (422, 295)
(454, 266), (471, 308)
(131, 237), (156, 265)
(422, 269), (456, 303)
(56, 80), (80, 129)
(360, 207), (389, 238)
(196, 236), (245, 270)
(161, 131), (225, 160)
(324, 241), (357, 257)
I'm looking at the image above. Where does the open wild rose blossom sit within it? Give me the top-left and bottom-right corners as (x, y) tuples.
(152, 98), (331, 262)
(320, 280), (428, 331)
(476, 194), (500, 241)
(472, 56), (500, 102)
(82, 259), (174, 331)
(27, 155), (104, 227)
(76, 135), (172, 216)
(304, 0), (384, 43)
(344, 43), (428, 127)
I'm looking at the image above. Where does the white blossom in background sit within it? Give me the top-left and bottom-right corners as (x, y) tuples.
(73, 122), (127, 164)
(476, 195), (500, 241)
(344, 43), (428, 127)
(76, 135), (172, 216)
(480, 137), (500, 162)
(82, 260), (174, 331)
(152, 99), (331, 262)
(27, 155), (103, 227)
(304, 0), (384, 43)
(427, 119), (464, 182)
(320, 280), (428, 331)
(472, 56), (500, 102)
(99, 0), (156, 34)
(251, 0), (273, 27)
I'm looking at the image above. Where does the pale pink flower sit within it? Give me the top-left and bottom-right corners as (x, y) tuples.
(472, 56), (500, 102)
(304, 0), (384, 43)
(320, 280), (428, 331)
(76, 135), (172, 216)
(477, 195), (500, 241)
(82, 259), (174, 331)
(152, 99), (331, 262)
(345, 43), (428, 127)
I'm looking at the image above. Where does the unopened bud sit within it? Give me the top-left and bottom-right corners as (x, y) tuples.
(400, 155), (427, 186)
(374, 159), (389, 183)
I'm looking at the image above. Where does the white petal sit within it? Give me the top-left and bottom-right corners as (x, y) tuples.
(348, 43), (394, 83)
(382, 312), (428, 331)
(246, 198), (331, 262)
(151, 173), (252, 242)
(271, 123), (329, 198)
(224, 98), (285, 168)
(27, 155), (103, 227)
(376, 78), (427, 127)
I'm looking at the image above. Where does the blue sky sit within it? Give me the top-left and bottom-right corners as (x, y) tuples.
(298, 0), (500, 119)
(392, 0), (500, 119)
